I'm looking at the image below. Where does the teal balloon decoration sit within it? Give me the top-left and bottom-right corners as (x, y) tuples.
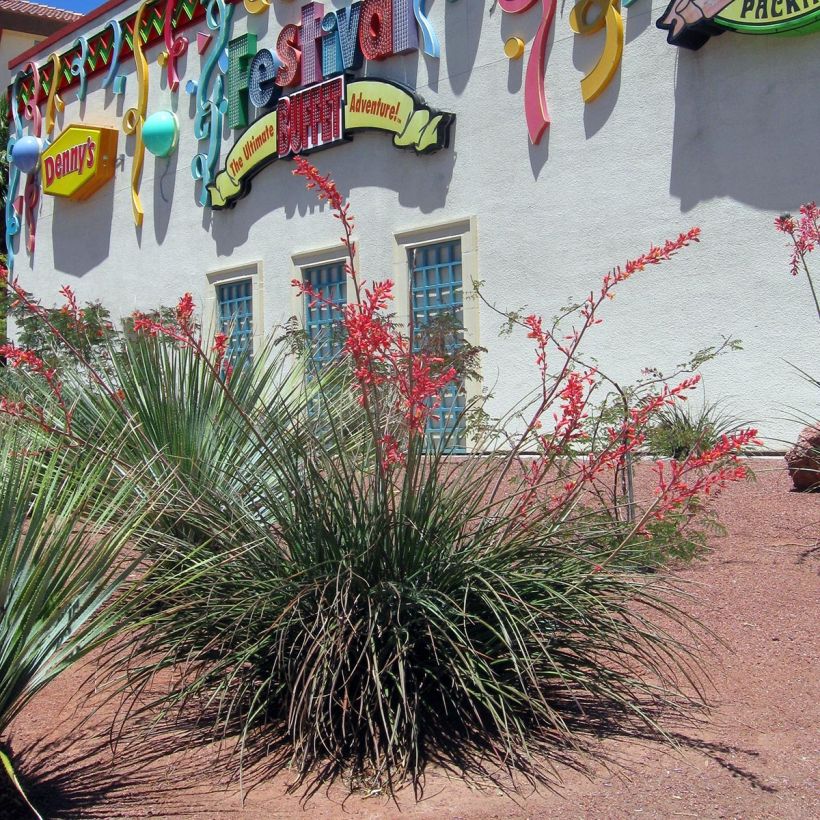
(11, 135), (42, 174)
(143, 110), (180, 157)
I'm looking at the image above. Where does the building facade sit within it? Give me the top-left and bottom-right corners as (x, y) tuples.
(6, 0), (820, 446)
(0, 0), (81, 89)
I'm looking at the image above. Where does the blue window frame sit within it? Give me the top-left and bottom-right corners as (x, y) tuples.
(409, 239), (466, 452)
(304, 261), (347, 366)
(216, 278), (253, 360)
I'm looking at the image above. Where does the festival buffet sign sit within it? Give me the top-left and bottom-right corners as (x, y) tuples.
(209, 77), (453, 209)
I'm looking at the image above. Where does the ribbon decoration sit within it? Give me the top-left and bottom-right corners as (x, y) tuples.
(569, 0), (623, 103)
(499, 0), (557, 145)
(5, 74), (24, 273)
(70, 36), (90, 101)
(102, 18), (124, 89)
(123, 0), (151, 227)
(45, 52), (65, 136)
(413, 0), (440, 57)
(22, 61), (43, 255)
(158, 0), (189, 92)
(192, 0), (234, 207)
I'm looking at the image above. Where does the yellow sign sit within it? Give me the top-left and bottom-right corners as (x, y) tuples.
(209, 77), (453, 210)
(41, 125), (118, 201)
(345, 80), (451, 153)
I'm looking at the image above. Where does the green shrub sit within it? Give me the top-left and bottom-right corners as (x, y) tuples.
(0, 427), (157, 816)
(0, 163), (758, 799)
(647, 399), (746, 460)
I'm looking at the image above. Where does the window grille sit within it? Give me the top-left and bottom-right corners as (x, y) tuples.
(304, 261), (347, 366)
(216, 278), (253, 360)
(409, 239), (466, 452)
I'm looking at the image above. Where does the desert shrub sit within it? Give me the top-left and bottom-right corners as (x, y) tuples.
(0, 425), (158, 816)
(0, 162), (759, 798)
(647, 399), (746, 460)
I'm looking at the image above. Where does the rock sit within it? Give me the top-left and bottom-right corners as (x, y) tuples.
(785, 425), (820, 492)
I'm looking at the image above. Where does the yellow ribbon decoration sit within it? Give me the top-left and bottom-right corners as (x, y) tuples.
(45, 52), (65, 137)
(569, 0), (624, 104)
(243, 0), (271, 13)
(123, 0), (151, 228)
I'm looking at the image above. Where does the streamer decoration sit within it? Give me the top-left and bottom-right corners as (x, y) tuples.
(244, 0), (270, 13)
(412, 0), (440, 57)
(13, 0), (223, 110)
(44, 52), (65, 136)
(6, 73), (24, 273)
(499, 0), (557, 145)
(70, 36), (90, 101)
(191, 0), (234, 207)
(122, 0), (151, 228)
(159, 0), (189, 91)
(569, 0), (623, 103)
(101, 18), (124, 90)
(22, 61), (43, 255)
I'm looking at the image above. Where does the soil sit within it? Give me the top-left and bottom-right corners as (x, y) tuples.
(6, 459), (819, 819)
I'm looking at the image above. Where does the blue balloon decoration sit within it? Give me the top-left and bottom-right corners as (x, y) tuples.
(143, 111), (180, 157)
(11, 135), (42, 174)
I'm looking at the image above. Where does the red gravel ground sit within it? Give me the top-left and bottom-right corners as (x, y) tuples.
(6, 459), (819, 819)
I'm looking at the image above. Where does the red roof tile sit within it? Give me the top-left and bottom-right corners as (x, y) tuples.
(0, 0), (82, 23)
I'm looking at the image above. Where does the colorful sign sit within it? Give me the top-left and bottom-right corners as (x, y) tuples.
(41, 125), (118, 201)
(209, 77), (452, 209)
(658, 0), (820, 48)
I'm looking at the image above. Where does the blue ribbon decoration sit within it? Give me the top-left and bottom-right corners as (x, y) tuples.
(102, 19), (123, 90)
(70, 36), (90, 101)
(413, 0), (440, 58)
(5, 73), (24, 273)
(191, 0), (234, 207)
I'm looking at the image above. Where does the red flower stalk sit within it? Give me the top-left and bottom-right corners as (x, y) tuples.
(290, 163), (461, 457)
(775, 202), (819, 277)
(212, 333), (229, 360)
(176, 292), (195, 333)
(776, 202), (820, 323)
(0, 342), (72, 433)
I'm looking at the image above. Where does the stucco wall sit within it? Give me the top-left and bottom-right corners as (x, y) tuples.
(1, 29), (41, 88)
(10, 0), (820, 447)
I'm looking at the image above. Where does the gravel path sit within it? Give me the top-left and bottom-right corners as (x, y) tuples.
(8, 460), (819, 819)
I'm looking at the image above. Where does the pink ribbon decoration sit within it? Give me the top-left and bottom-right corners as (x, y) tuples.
(163, 0), (189, 92)
(499, 0), (557, 145)
(22, 60), (42, 255)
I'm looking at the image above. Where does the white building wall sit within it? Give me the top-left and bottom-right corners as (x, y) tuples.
(10, 0), (820, 446)
(1, 29), (42, 88)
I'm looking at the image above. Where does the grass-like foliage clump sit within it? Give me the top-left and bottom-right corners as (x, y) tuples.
(0, 161), (761, 801)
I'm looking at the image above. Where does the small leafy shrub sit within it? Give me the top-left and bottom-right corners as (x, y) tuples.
(0, 162), (760, 798)
(647, 399), (746, 460)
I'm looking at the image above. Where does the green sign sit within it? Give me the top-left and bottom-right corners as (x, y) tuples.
(658, 0), (820, 48)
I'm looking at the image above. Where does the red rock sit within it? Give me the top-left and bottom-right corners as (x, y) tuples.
(785, 425), (820, 492)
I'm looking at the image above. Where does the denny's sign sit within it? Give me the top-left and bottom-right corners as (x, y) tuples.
(41, 125), (118, 201)
(210, 77), (453, 210)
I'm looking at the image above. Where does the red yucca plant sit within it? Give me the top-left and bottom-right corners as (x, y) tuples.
(0, 160), (759, 799)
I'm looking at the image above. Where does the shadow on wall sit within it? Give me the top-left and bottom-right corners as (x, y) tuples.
(670, 32), (820, 213)
(208, 132), (457, 256)
(51, 186), (115, 277)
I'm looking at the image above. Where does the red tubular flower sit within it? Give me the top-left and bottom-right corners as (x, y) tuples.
(212, 333), (229, 361)
(776, 203), (819, 277)
(176, 293), (195, 333)
(0, 342), (71, 432)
